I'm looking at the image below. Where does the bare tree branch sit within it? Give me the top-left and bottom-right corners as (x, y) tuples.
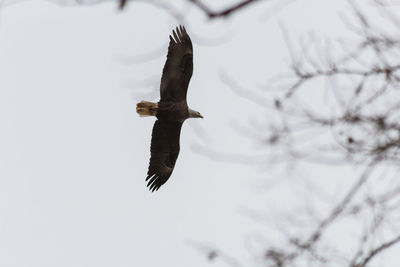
(199, 1), (400, 266)
(120, 0), (267, 18)
(352, 234), (400, 267)
(187, 0), (264, 18)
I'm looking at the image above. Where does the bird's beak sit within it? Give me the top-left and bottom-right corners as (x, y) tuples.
(199, 114), (204, 119)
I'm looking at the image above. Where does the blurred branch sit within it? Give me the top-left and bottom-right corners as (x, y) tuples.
(120, 0), (267, 18)
(352, 234), (400, 267)
(119, 0), (126, 9)
(188, 241), (245, 267)
(202, 1), (400, 266)
(186, 0), (264, 19)
(284, 160), (380, 264)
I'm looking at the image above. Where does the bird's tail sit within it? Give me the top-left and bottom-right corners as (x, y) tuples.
(136, 101), (158, 117)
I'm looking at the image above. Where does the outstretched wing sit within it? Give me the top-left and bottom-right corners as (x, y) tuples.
(146, 119), (183, 192)
(160, 25), (193, 102)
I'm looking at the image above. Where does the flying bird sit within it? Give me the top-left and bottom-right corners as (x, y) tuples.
(136, 26), (203, 192)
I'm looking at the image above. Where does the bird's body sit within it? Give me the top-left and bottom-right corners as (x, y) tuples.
(136, 26), (203, 192)
(157, 101), (189, 122)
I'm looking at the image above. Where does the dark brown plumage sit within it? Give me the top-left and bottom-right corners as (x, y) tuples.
(137, 26), (203, 192)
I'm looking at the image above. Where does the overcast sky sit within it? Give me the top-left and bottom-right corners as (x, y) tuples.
(0, 1), (398, 267)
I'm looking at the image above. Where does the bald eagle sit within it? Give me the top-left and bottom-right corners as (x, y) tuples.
(136, 26), (203, 192)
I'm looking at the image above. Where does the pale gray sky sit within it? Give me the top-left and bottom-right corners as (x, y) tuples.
(0, 1), (398, 267)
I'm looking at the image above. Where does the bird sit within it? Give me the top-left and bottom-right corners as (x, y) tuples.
(136, 26), (203, 192)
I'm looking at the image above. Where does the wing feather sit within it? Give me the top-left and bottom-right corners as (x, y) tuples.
(160, 25), (193, 102)
(146, 120), (182, 192)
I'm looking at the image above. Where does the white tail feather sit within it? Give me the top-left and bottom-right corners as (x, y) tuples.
(136, 101), (158, 117)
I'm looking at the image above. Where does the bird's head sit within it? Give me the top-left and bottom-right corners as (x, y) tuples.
(188, 108), (204, 119)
